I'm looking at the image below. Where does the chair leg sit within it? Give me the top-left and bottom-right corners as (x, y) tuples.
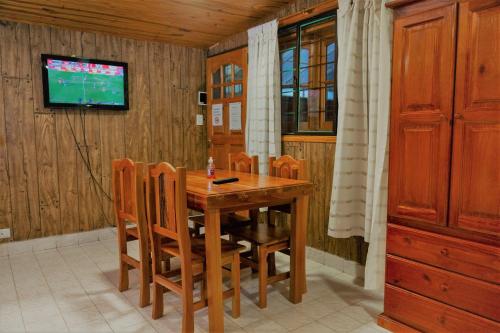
(258, 246), (268, 309)
(231, 253), (240, 318)
(117, 223), (129, 292)
(181, 268), (195, 333)
(138, 258), (150, 307)
(181, 294), (195, 333)
(152, 281), (164, 319)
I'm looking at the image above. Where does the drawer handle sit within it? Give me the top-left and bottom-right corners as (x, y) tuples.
(440, 248), (449, 256)
(441, 283), (449, 292)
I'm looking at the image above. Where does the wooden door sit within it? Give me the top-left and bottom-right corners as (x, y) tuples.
(206, 48), (247, 169)
(388, 3), (457, 226)
(449, 0), (500, 238)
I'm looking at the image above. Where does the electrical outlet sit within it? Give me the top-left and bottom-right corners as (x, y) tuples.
(196, 114), (204, 126)
(0, 228), (11, 239)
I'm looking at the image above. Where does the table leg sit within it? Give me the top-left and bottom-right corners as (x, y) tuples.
(290, 195), (309, 303)
(204, 208), (224, 332)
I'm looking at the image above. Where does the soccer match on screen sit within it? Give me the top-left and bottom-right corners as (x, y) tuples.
(46, 59), (126, 106)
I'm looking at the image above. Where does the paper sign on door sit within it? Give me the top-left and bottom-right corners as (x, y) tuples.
(212, 104), (223, 126)
(229, 102), (241, 131)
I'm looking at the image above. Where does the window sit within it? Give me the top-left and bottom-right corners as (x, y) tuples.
(279, 13), (338, 135)
(212, 64), (244, 100)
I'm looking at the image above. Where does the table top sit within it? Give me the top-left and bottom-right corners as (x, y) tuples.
(186, 169), (313, 211)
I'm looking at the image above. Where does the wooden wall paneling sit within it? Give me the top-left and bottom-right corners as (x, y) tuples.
(31, 24), (61, 237)
(75, 31), (105, 231)
(122, 38), (151, 162)
(3, 77), (41, 240)
(96, 33), (125, 224)
(304, 142), (325, 249)
(0, 21), (31, 79)
(148, 42), (170, 163)
(186, 48), (204, 169)
(169, 44), (185, 167)
(1, 20), (207, 241)
(170, 86), (185, 167)
(198, 49), (208, 170)
(52, 28), (80, 234)
(0, 69), (13, 241)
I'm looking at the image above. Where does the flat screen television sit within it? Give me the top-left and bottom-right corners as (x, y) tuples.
(41, 54), (129, 110)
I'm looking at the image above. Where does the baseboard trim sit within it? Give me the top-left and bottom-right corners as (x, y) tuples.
(306, 246), (365, 279)
(0, 227), (116, 257)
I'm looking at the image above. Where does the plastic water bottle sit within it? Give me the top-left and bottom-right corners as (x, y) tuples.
(207, 157), (215, 179)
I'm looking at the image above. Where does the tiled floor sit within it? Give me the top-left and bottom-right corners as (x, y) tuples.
(0, 237), (389, 333)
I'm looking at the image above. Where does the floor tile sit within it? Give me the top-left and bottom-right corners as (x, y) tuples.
(6, 235), (385, 333)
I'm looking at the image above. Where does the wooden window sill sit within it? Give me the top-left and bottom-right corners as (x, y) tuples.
(282, 135), (337, 143)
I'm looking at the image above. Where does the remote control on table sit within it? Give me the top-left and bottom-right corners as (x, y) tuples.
(212, 177), (239, 185)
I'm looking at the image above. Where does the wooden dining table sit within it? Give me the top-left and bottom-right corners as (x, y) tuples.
(186, 169), (313, 332)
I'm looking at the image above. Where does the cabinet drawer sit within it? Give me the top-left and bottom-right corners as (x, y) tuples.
(384, 284), (500, 332)
(386, 255), (500, 321)
(387, 224), (499, 283)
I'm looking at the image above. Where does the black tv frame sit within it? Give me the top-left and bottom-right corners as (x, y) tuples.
(41, 54), (129, 110)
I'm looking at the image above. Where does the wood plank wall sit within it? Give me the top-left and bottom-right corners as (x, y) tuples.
(208, 0), (368, 264)
(0, 20), (207, 242)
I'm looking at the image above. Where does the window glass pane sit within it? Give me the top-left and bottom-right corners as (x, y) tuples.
(223, 64), (232, 83)
(212, 68), (221, 85)
(326, 43), (336, 81)
(299, 48), (309, 85)
(298, 17), (336, 132)
(224, 85), (232, 98)
(326, 85), (336, 121)
(234, 84), (242, 96)
(299, 88), (321, 131)
(281, 88), (295, 133)
(234, 65), (243, 81)
(212, 87), (221, 99)
(281, 49), (294, 85)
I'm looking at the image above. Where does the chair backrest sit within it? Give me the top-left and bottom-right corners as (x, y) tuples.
(145, 162), (192, 270)
(112, 158), (146, 225)
(269, 155), (307, 180)
(228, 152), (259, 174)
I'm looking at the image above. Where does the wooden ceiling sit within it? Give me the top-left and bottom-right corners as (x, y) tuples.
(0, 0), (291, 48)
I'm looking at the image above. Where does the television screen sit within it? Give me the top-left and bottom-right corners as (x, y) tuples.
(41, 54), (129, 110)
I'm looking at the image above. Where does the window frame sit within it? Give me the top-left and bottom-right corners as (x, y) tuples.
(279, 11), (338, 136)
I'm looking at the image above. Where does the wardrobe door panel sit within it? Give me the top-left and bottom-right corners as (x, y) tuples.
(450, 0), (500, 238)
(389, 4), (457, 226)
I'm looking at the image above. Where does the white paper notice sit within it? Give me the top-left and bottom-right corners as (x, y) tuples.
(229, 102), (242, 131)
(212, 104), (223, 126)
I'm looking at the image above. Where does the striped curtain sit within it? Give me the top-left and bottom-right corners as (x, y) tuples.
(246, 20), (281, 175)
(328, 0), (393, 290)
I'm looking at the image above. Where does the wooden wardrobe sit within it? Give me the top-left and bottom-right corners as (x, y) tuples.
(379, 0), (500, 331)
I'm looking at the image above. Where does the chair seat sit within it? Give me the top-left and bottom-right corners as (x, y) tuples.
(125, 226), (138, 240)
(190, 213), (253, 235)
(226, 224), (290, 246)
(269, 204), (291, 214)
(161, 236), (244, 262)
(190, 213), (252, 226)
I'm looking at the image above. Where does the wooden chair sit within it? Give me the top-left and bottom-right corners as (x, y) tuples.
(145, 162), (243, 333)
(191, 152), (259, 235)
(226, 155), (307, 308)
(112, 158), (150, 308)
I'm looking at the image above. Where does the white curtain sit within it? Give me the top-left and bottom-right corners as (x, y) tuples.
(246, 20), (281, 174)
(328, 0), (393, 290)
